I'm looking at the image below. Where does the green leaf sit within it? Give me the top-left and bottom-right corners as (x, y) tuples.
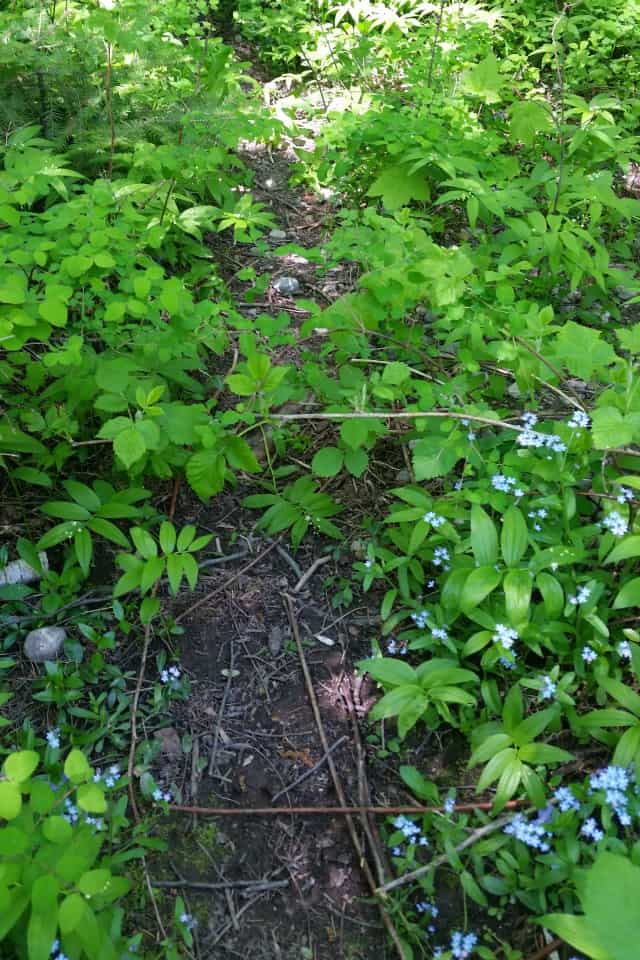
(159, 521), (176, 554)
(512, 707), (556, 746)
(11, 467), (52, 488)
(606, 536), (640, 564)
(30, 781), (56, 815)
(470, 505), (499, 566)
(398, 766), (438, 802)
(41, 500), (90, 521)
(166, 554), (183, 595)
(502, 685), (524, 734)
(28, 875), (59, 960)
(63, 480), (101, 512)
(494, 757), (523, 810)
(468, 733), (512, 767)
(344, 447), (368, 477)
(501, 507), (528, 567)
(518, 743), (573, 765)
(74, 527), (93, 577)
(180, 552), (199, 590)
(311, 446), (344, 477)
(592, 407), (638, 449)
(367, 165), (430, 209)
(0, 826), (29, 855)
(42, 815), (73, 844)
(4, 750), (38, 783)
(177, 525), (196, 551)
(509, 100), (553, 146)
(113, 426), (146, 469)
(59, 893), (86, 934)
(38, 299), (67, 327)
(503, 569), (532, 626)
(360, 657), (416, 686)
(87, 517), (129, 548)
(555, 322), (617, 382)
(186, 449), (226, 499)
(476, 748), (516, 791)
(64, 748), (92, 784)
(462, 52), (503, 103)
(536, 572), (564, 617)
(0, 782), (22, 820)
(369, 685), (424, 722)
(461, 566), (502, 613)
(78, 868), (112, 897)
(0, 272), (27, 304)
(77, 783), (107, 813)
(130, 526), (157, 559)
(140, 556), (165, 593)
(224, 436), (261, 473)
(613, 577), (640, 609)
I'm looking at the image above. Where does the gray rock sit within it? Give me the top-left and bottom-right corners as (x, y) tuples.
(269, 229), (287, 241)
(24, 626), (66, 662)
(273, 276), (300, 296)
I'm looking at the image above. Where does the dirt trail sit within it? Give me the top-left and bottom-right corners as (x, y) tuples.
(145, 59), (400, 958)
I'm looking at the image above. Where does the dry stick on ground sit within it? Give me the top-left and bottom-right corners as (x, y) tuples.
(208, 641), (235, 776)
(175, 538), (280, 624)
(293, 554), (331, 593)
(151, 878), (289, 893)
(352, 713), (389, 889)
(523, 938), (564, 960)
(283, 594), (406, 960)
(270, 734), (349, 802)
(377, 809), (517, 895)
(271, 409), (524, 431)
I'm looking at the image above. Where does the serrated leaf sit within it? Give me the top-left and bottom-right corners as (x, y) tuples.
(113, 426), (146, 469)
(367, 165), (430, 209)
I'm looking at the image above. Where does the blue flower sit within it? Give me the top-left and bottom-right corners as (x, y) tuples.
(46, 728), (61, 749)
(540, 676), (557, 700)
(580, 817), (604, 842)
(504, 813), (551, 851)
(554, 786), (580, 813)
(582, 646), (597, 663)
(450, 930), (478, 958)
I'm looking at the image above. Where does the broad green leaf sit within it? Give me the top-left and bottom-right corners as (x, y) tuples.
(470, 505), (498, 566)
(461, 566), (502, 613)
(28, 875), (59, 960)
(38, 299), (67, 327)
(369, 685), (424, 723)
(159, 521), (176, 554)
(130, 526), (157, 560)
(501, 507), (528, 566)
(41, 500), (90, 521)
(591, 406), (640, 450)
(224, 436), (261, 473)
(518, 743), (573, 765)
(0, 782), (22, 820)
(78, 868), (112, 897)
(180, 552), (198, 590)
(113, 426), (146, 469)
(344, 447), (368, 477)
(536, 572), (564, 617)
(399, 766), (438, 802)
(509, 100), (552, 146)
(555, 322), (617, 382)
(0, 826), (29, 855)
(494, 757), (523, 810)
(311, 446), (344, 477)
(360, 657), (416, 686)
(502, 685), (523, 734)
(462, 53), (503, 103)
(4, 750), (38, 783)
(74, 527), (93, 577)
(166, 554), (183, 595)
(578, 708), (636, 729)
(468, 733), (512, 767)
(186, 449), (226, 499)
(64, 749), (92, 784)
(613, 577), (640, 609)
(87, 517), (129, 548)
(59, 892), (86, 934)
(42, 815), (73, 844)
(613, 725), (640, 768)
(600, 677), (640, 717)
(76, 783), (106, 813)
(476, 748), (516, 791)
(177, 525), (196, 551)
(503, 569), (532, 626)
(512, 707), (556, 746)
(140, 556), (165, 593)
(63, 480), (101, 512)
(606, 536), (640, 564)
(367, 165), (430, 209)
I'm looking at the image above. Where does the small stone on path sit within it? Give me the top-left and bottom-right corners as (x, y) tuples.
(273, 276), (300, 296)
(24, 626), (66, 662)
(269, 229), (287, 241)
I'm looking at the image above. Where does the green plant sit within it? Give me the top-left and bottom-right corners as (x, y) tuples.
(0, 746), (155, 959)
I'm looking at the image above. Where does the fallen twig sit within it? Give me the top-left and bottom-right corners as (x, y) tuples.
(270, 734), (348, 802)
(208, 642), (235, 776)
(523, 938), (564, 960)
(151, 878), (289, 893)
(284, 593), (406, 960)
(293, 555), (331, 592)
(376, 809), (517, 895)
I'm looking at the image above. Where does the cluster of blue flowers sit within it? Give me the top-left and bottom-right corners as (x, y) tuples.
(616, 486), (634, 504)
(540, 675), (557, 700)
(618, 640), (632, 659)
(93, 764), (121, 789)
(62, 798), (104, 831)
(568, 585), (591, 605)
(435, 931), (478, 959)
(416, 899), (439, 934)
(411, 609), (429, 629)
(590, 765), (633, 826)
(554, 786), (581, 813)
(582, 645), (598, 663)
(423, 511), (446, 528)
(46, 728), (60, 749)
(527, 507), (548, 532)
(568, 410), (590, 430)
(491, 474), (524, 497)
(517, 414), (567, 454)
(492, 624), (518, 656)
(391, 815), (428, 854)
(602, 511), (629, 537)
(180, 912), (198, 930)
(160, 664), (182, 685)
(443, 793), (456, 815)
(153, 786), (173, 803)
(51, 940), (69, 960)
(433, 546), (450, 568)
(503, 813), (551, 852)
(387, 638), (407, 656)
